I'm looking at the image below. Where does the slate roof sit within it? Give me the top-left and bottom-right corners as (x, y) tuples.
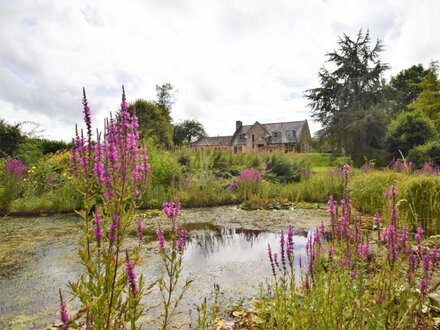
(231, 120), (306, 145)
(192, 120), (308, 147)
(191, 136), (232, 147)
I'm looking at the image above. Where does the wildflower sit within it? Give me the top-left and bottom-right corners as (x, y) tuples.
(319, 221), (325, 236)
(280, 230), (286, 272)
(59, 289), (69, 325)
(328, 245), (334, 259)
(415, 227), (424, 245)
(357, 242), (369, 260)
(286, 227), (294, 266)
(125, 260), (139, 295)
(177, 227), (187, 253)
(156, 228), (165, 252)
(136, 218), (144, 241)
(162, 201), (182, 221)
(268, 244), (276, 277)
(108, 213), (120, 242)
(93, 212), (103, 243)
(4, 158), (27, 177)
(238, 168), (261, 182)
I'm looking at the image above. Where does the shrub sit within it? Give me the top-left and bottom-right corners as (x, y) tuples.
(407, 140), (440, 167)
(149, 150), (181, 186)
(265, 153), (310, 183)
(386, 110), (437, 157)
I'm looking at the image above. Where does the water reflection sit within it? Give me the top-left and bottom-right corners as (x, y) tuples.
(183, 226), (312, 279)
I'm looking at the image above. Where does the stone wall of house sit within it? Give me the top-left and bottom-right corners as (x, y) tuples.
(244, 123), (268, 151)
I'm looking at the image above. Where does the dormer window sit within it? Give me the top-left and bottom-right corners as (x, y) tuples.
(272, 131), (281, 138)
(239, 134), (245, 140)
(286, 130), (296, 139)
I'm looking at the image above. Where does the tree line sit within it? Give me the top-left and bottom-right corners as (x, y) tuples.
(0, 83), (207, 162)
(307, 29), (439, 166)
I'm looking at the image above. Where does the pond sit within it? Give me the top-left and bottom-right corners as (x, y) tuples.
(0, 206), (326, 329)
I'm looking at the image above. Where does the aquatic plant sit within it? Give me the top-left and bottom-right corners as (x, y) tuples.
(156, 201), (192, 330)
(258, 164), (440, 329)
(60, 87), (149, 329)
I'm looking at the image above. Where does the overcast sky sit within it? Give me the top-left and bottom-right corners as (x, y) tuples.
(0, 0), (438, 141)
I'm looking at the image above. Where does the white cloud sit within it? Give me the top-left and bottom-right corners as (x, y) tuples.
(0, 0), (438, 141)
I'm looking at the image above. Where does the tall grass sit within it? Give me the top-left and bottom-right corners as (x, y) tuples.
(350, 170), (440, 234)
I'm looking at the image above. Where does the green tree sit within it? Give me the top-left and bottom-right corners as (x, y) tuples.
(407, 62), (440, 131)
(0, 119), (23, 157)
(155, 83), (176, 121)
(173, 120), (207, 146)
(385, 110), (437, 157)
(381, 64), (429, 119)
(306, 30), (389, 165)
(128, 99), (173, 147)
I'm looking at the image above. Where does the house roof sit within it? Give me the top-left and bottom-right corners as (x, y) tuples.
(232, 120), (306, 145)
(191, 135), (232, 147)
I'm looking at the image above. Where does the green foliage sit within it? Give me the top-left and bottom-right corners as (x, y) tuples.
(173, 119), (207, 146)
(0, 119), (23, 157)
(128, 99), (173, 147)
(16, 138), (44, 165)
(350, 170), (440, 234)
(407, 140), (440, 167)
(398, 175), (440, 234)
(349, 171), (400, 214)
(155, 82), (175, 121)
(149, 150), (181, 186)
(306, 30), (389, 165)
(386, 110), (437, 157)
(408, 64), (440, 131)
(265, 153), (310, 183)
(382, 64), (430, 118)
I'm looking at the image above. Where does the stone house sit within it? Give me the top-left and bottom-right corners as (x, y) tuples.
(191, 120), (312, 153)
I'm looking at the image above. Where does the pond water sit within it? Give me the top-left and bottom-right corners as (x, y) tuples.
(0, 206), (323, 329)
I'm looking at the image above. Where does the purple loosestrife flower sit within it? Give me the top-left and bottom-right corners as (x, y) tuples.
(59, 290), (69, 325)
(177, 227), (187, 253)
(407, 253), (417, 283)
(382, 224), (398, 267)
(327, 195), (337, 235)
(108, 213), (120, 242)
(229, 180), (238, 191)
(273, 253), (281, 272)
(93, 212), (103, 243)
(156, 228), (165, 252)
(4, 158), (27, 177)
(357, 243), (369, 260)
(137, 218), (145, 241)
(268, 244), (276, 277)
(319, 221), (325, 236)
(280, 230), (286, 272)
(328, 245), (334, 260)
(286, 227), (294, 266)
(125, 260), (139, 295)
(162, 201), (182, 221)
(238, 168), (261, 182)
(399, 226), (408, 251)
(82, 87), (92, 145)
(93, 135), (105, 185)
(415, 227), (424, 245)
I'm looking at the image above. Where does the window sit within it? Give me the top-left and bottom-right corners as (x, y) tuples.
(273, 131), (281, 138)
(239, 134), (245, 140)
(286, 130), (296, 139)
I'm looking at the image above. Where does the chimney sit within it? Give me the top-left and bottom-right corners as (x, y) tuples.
(236, 120), (242, 131)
